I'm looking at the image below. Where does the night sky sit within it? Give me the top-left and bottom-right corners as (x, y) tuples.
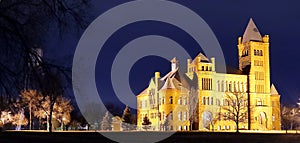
(44, 0), (300, 111)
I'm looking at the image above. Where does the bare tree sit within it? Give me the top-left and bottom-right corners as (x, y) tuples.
(281, 105), (299, 131)
(188, 87), (198, 130)
(221, 92), (248, 133)
(32, 95), (73, 131)
(20, 89), (42, 130)
(0, 0), (90, 132)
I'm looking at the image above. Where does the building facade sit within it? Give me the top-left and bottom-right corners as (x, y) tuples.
(137, 19), (281, 131)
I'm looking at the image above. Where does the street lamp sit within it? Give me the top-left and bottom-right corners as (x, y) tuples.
(61, 117), (66, 131)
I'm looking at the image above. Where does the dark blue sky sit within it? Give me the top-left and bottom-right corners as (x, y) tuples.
(45, 0), (300, 109)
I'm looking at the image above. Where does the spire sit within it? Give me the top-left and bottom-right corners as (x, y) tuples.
(270, 84), (279, 95)
(242, 18), (263, 43)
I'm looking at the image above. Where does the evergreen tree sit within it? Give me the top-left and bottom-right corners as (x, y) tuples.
(142, 115), (151, 131)
(122, 106), (132, 131)
(101, 111), (111, 131)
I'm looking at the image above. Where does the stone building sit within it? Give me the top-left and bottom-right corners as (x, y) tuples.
(136, 18), (281, 131)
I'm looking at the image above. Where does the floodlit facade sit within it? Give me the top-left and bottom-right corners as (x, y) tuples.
(137, 18), (281, 131)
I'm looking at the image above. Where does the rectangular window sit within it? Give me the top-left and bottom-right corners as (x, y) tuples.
(211, 97), (214, 105)
(178, 112), (182, 121)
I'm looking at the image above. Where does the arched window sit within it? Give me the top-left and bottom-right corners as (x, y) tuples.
(169, 96), (173, 104)
(162, 96), (165, 104)
(211, 97), (214, 105)
(206, 97), (210, 105)
(229, 81), (232, 92)
(169, 111), (173, 120)
(217, 81), (220, 92)
(203, 97), (206, 105)
(225, 81), (228, 92)
(221, 81), (225, 92)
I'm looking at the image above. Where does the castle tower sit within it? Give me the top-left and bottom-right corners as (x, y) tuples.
(238, 18), (272, 130)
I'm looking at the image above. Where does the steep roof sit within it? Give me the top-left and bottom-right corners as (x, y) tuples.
(192, 53), (210, 63)
(242, 18), (263, 43)
(271, 84), (279, 95)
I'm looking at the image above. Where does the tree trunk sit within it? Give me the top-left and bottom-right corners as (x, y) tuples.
(29, 102), (32, 130)
(48, 103), (54, 132)
(61, 120), (63, 131)
(236, 120), (239, 133)
(46, 115), (49, 131)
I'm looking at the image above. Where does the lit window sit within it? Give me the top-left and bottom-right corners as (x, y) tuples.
(178, 96), (182, 105)
(178, 126), (182, 130)
(183, 112), (187, 121)
(178, 112), (182, 121)
(257, 98), (262, 106)
(169, 111), (173, 120)
(183, 97), (187, 105)
(216, 99), (220, 106)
